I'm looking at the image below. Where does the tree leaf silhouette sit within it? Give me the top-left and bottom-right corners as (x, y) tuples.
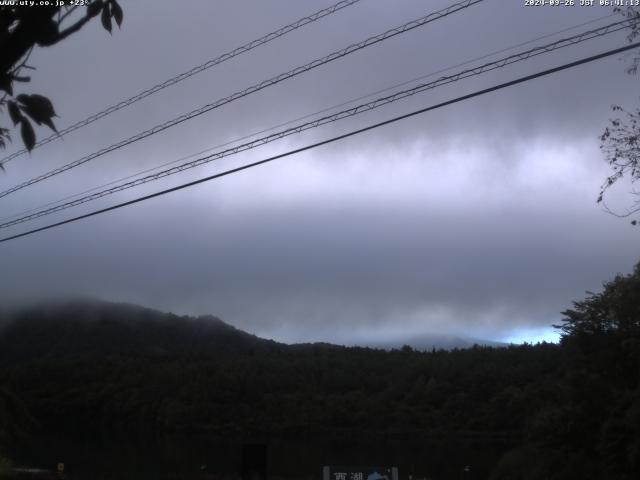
(0, 74), (13, 95)
(7, 101), (22, 125)
(111, 0), (123, 27)
(20, 119), (35, 151)
(87, 0), (103, 17)
(101, 4), (112, 33)
(17, 94), (57, 132)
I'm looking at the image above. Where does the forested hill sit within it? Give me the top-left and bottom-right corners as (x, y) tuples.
(0, 260), (639, 480)
(0, 300), (284, 362)
(0, 300), (497, 361)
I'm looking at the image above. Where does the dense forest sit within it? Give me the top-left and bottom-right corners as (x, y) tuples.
(0, 264), (639, 479)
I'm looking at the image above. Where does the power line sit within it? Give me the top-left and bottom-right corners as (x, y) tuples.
(0, 18), (632, 230)
(0, 0), (364, 166)
(2, 12), (615, 208)
(0, 10), (618, 224)
(2, 41), (638, 245)
(0, 0), (483, 199)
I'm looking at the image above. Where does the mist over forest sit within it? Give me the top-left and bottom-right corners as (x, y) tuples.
(1, 263), (639, 479)
(2, 0), (640, 479)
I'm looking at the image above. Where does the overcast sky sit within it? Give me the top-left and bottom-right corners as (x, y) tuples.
(1, 0), (639, 346)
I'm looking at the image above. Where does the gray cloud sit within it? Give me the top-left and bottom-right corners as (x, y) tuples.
(1, 0), (639, 345)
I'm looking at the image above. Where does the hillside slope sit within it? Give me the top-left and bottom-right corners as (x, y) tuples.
(0, 299), (283, 362)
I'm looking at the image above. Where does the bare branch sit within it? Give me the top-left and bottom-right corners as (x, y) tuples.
(57, 6), (79, 27)
(40, 14), (92, 45)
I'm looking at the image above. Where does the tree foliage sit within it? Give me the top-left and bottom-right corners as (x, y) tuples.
(599, 7), (640, 223)
(0, 0), (123, 158)
(600, 104), (640, 223)
(557, 262), (640, 339)
(616, 6), (640, 75)
(0, 272), (639, 478)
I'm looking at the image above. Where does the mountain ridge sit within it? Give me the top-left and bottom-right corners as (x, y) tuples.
(0, 299), (283, 363)
(0, 299), (504, 363)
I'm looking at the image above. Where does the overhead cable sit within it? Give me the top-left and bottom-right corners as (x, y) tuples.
(0, 12), (621, 225)
(0, 0), (483, 199)
(0, 18), (632, 230)
(0, 0), (364, 166)
(2, 40), (638, 244)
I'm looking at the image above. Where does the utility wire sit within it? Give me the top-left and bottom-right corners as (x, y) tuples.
(2, 41), (638, 244)
(0, 11), (618, 223)
(0, 18), (632, 230)
(0, 0), (483, 199)
(0, 0), (364, 166)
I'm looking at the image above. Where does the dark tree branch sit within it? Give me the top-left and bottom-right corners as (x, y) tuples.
(0, 0), (116, 155)
(57, 6), (79, 27)
(42, 10), (93, 45)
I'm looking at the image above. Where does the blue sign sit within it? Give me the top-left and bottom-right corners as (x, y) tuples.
(323, 466), (399, 480)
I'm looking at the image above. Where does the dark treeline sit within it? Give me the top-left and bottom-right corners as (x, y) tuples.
(1, 264), (639, 479)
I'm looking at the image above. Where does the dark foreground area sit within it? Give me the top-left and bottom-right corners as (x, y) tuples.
(5, 433), (509, 480)
(1, 264), (639, 479)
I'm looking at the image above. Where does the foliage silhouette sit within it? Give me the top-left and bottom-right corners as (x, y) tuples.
(599, 7), (640, 223)
(0, 261), (638, 478)
(0, 1), (123, 159)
